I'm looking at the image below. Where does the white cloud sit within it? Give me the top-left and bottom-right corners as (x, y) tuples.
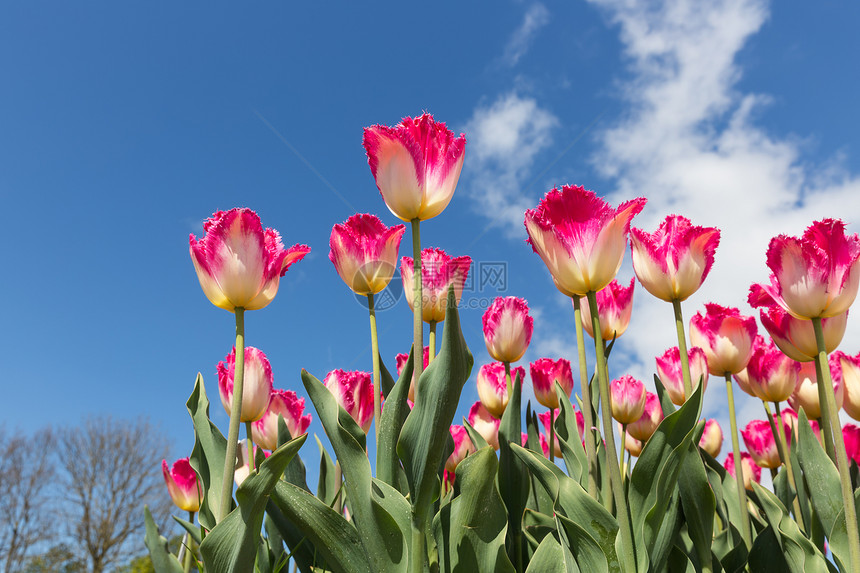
(462, 92), (558, 234)
(501, 3), (551, 67)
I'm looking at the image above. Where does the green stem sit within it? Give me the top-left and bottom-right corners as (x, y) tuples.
(550, 407), (556, 464)
(724, 374), (753, 548)
(333, 461), (343, 515)
(813, 356), (837, 461)
(620, 424), (627, 480)
(766, 401), (805, 532)
(586, 291), (636, 572)
(245, 421), (255, 474)
(572, 296), (599, 499)
(218, 307), (245, 523)
(812, 316), (860, 570)
(182, 511), (195, 573)
(428, 321), (436, 364)
(672, 299), (694, 401)
(368, 292), (382, 445)
(411, 219), (424, 391)
(504, 362), (513, 404)
(411, 513), (426, 573)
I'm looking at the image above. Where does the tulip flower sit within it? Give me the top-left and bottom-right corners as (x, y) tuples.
(251, 389), (313, 450)
(625, 433), (644, 457)
(362, 113), (466, 222)
(476, 362), (524, 419)
(324, 369), (375, 434)
(610, 375), (647, 425)
(741, 419), (781, 469)
(468, 401), (500, 450)
(482, 297), (533, 363)
(524, 185), (647, 297)
(162, 458), (201, 512)
(400, 248), (472, 323)
(843, 424), (860, 465)
(831, 351), (860, 421)
(789, 361), (844, 420)
(395, 346), (431, 377)
(699, 419), (723, 457)
(724, 452), (761, 491)
(189, 208), (310, 312)
(754, 297), (848, 362)
(217, 346), (273, 423)
(656, 346), (709, 406)
(744, 338), (801, 403)
(630, 214), (721, 302)
(749, 219), (860, 320)
(329, 214), (405, 295)
(577, 279), (635, 340)
(445, 425), (476, 473)
(689, 304), (757, 376)
(530, 357), (574, 410)
(627, 392), (663, 441)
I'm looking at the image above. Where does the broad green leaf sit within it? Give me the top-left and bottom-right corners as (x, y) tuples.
(199, 435), (305, 573)
(264, 500), (316, 572)
(172, 515), (202, 546)
(463, 420), (490, 451)
(315, 435), (337, 506)
(647, 490), (682, 573)
(377, 349), (413, 491)
(526, 534), (567, 573)
(499, 371), (528, 571)
(525, 405), (554, 516)
(432, 447), (515, 573)
(678, 442), (715, 572)
(302, 369), (409, 573)
(522, 508), (556, 548)
(398, 287), (473, 525)
(186, 373), (230, 530)
(825, 488), (860, 573)
(277, 416), (309, 492)
(556, 514), (609, 573)
(652, 374), (676, 416)
(379, 347), (397, 398)
(554, 383), (589, 489)
(144, 505), (184, 573)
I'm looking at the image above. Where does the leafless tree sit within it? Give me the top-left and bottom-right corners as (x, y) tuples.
(56, 416), (174, 573)
(0, 427), (56, 573)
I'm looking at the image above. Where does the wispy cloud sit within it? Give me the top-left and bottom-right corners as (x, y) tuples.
(501, 3), (551, 67)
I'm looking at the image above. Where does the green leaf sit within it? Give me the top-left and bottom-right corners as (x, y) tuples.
(554, 383), (589, 489)
(432, 447), (515, 573)
(144, 505), (184, 573)
(499, 371), (528, 570)
(277, 416), (309, 492)
(199, 435), (306, 573)
(186, 373), (230, 530)
(464, 420), (490, 451)
(825, 488), (860, 573)
(678, 443), (715, 572)
(556, 514), (609, 573)
(525, 404), (554, 516)
(525, 534), (567, 573)
(379, 348), (397, 399)
(652, 374), (677, 416)
(377, 349), (413, 491)
(301, 369), (410, 573)
(398, 286), (473, 524)
(172, 515), (202, 546)
(314, 435), (338, 506)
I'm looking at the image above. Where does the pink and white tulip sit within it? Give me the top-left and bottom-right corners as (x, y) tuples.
(610, 375), (647, 425)
(831, 351), (860, 421)
(524, 185), (647, 296)
(843, 423), (860, 465)
(482, 297), (533, 363)
(789, 361), (844, 420)
(162, 458), (201, 512)
(324, 369), (376, 434)
(744, 338), (800, 403)
(329, 214), (405, 295)
(363, 113), (466, 222)
(530, 357), (574, 410)
(627, 391), (663, 441)
(656, 346), (709, 406)
(252, 389), (313, 450)
(741, 419), (781, 469)
(476, 362), (524, 419)
(625, 432), (644, 457)
(699, 419), (723, 458)
(401, 248), (471, 323)
(749, 219), (860, 320)
(753, 294), (848, 362)
(468, 401), (500, 450)
(724, 452), (761, 491)
(218, 346), (273, 423)
(445, 425), (476, 473)
(689, 303), (757, 376)
(189, 208), (310, 311)
(578, 279), (635, 340)
(629, 214), (720, 302)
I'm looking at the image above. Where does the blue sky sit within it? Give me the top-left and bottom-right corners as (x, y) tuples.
(2, 0), (859, 485)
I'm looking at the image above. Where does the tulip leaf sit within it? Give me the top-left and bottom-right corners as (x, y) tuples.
(301, 368), (410, 573)
(522, 508), (556, 548)
(652, 374), (676, 416)
(172, 515), (202, 546)
(678, 434), (715, 572)
(377, 349), (414, 491)
(823, 488), (860, 573)
(499, 371), (528, 570)
(186, 373), (230, 530)
(463, 419), (490, 451)
(314, 435), (338, 506)
(432, 447), (515, 573)
(525, 534), (567, 573)
(379, 348), (396, 399)
(554, 382), (589, 489)
(277, 415), (310, 492)
(144, 505), (184, 573)
(524, 404), (555, 516)
(556, 514), (610, 573)
(398, 286), (474, 526)
(199, 434), (305, 573)
(270, 480), (372, 573)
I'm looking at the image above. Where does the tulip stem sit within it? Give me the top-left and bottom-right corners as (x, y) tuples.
(724, 373), (752, 548)
(549, 408), (556, 464)
(586, 291), (636, 572)
(428, 321), (436, 364)
(368, 292), (382, 445)
(218, 307), (245, 523)
(411, 219), (424, 393)
(504, 362), (513, 403)
(812, 317), (860, 570)
(182, 511), (195, 573)
(411, 513), (426, 573)
(572, 296), (599, 499)
(812, 357), (837, 462)
(619, 424), (627, 480)
(766, 401), (805, 532)
(245, 422), (255, 474)
(672, 299), (694, 401)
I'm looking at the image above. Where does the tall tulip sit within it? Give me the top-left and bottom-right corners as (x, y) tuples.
(831, 351), (860, 421)
(252, 389), (313, 450)
(468, 401), (500, 450)
(699, 419), (723, 458)
(324, 369), (375, 434)
(217, 346), (273, 423)
(577, 279), (635, 340)
(724, 452), (761, 491)
(655, 346), (709, 406)
(483, 296), (533, 364)
(162, 458), (201, 512)
(530, 357), (574, 410)
(476, 362), (524, 419)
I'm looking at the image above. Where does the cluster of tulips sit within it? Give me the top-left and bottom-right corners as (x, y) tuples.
(149, 112), (860, 573)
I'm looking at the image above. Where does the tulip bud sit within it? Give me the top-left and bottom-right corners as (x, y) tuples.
(218, 346), (274, 423)
(744, 338), (800, 403)
(476, 362), (524, 419)
(468, 401), (500, 450)
(609, 375), (647, 425)
(577, 279), (635, 340)
(724, 452), (761, 491)
(789, 361), (843, 420)
(324, 369), (376, 434)
(625, 432), (644, 457)
(251, 389), (313, 450)
(482, 297), (533, 363)
(699, 419), (723, 458)
(329, 214), (405, 295)
(162, 458), (201, 512)
(689, 303), (757, 376)
(627, 391), (663, 441)
(655, 346), (709, 406)
(530, 357), (574, 410)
